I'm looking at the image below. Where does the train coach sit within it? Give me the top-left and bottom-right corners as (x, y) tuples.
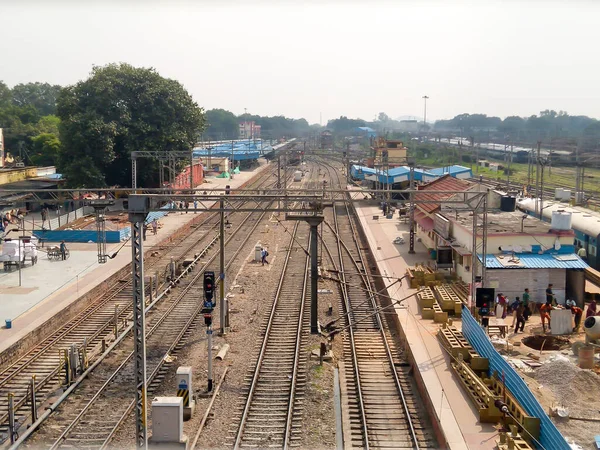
(518, 197), (600, 269)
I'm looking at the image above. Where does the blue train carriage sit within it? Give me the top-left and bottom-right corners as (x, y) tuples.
(517, 197), (599, 269)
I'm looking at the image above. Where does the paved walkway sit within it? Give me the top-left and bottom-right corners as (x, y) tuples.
(0, 161), (270, 354)
(353, 200), (497, 450)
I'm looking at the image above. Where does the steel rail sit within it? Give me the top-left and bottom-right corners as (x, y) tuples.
(232, 221), (304, 449)
(0, 167), (282, 441)
(320, 157), (420, 449)
(22, 193), (273, 450)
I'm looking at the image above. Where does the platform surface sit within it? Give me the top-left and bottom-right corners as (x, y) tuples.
(353, 199), (497, 450)
(0, 161), (269, 354)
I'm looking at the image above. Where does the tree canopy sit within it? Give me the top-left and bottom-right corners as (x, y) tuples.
(326, 116), (367, 134)
(0, 80), (63, 167)
(202, 109), (312, 141)
(57, 63), (205, 187)
(434, 111), (598, 146)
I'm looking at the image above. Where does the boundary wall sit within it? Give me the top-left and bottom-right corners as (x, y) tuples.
(461, 306), (570, 450)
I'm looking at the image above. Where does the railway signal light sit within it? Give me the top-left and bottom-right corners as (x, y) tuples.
(204, 314), (212, 327)
(203, 271), (215, 309)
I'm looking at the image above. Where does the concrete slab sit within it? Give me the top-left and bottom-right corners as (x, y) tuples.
(353, 199), (497, 450)
(0, 160), (272, 354)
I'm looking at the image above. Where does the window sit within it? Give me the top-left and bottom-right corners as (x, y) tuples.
(590, 246), (597, 256)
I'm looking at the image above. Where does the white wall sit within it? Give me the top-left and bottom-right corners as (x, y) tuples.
(486, 268), (566, 305)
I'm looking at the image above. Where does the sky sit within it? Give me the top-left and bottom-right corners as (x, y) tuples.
(1, 0), (599, 125)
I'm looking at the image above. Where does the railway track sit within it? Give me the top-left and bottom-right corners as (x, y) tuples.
(22, 194), (273, 449)
(230, 221), (309, 449)
(317, 158), (435, 449)
(0, 167), (279, 444)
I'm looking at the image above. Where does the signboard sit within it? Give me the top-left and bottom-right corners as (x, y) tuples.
(434, 213), (451, 240)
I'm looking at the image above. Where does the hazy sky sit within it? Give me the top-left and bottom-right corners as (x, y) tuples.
(2, 1), (599, 124)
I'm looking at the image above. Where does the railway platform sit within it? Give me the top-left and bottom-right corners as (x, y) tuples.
(0, 160), (270, 357)
(353, 200), (497, 450)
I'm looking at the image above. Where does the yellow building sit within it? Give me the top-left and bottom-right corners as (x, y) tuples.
(371, 138), (408, 167)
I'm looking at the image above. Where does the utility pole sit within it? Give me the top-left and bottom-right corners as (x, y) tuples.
(422, 95), (429, 131)
(506, 142), (513, 191)
(471, 137), (477, 175)
(277, 154), (282, 216)
(190, 147), (194, 191)
(219, 197), (227, 334)
(535, 141), (541, 217)
(128, 196), (149, 449)
(409, 163), (416, 254)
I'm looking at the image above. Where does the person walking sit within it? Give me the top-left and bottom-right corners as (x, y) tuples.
(41, 207), (48, 229)
(510, 297), (521, 327)
(151, 219), (158, 235)
(514, 302), (526, 333)
(261, 247), (269, 266)
(59, 240), (68, 261)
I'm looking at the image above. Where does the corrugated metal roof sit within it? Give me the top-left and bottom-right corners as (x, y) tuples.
(478, 253), (588, 269)
(428, 165), (472, 176)
(415, 175), (474, 213)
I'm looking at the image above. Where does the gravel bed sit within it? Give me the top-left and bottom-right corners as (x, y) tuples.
(534, 360), (600, 450)
(298, 276), (340, 449)
(108, 216), (292, 449)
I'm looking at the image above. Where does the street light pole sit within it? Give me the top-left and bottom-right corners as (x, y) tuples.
(422, 95), (429, 130)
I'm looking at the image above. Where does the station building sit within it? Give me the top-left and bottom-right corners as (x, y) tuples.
(423, 187), (587, 305)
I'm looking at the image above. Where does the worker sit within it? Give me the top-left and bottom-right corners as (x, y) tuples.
(59, 240), (67, 261)
(586, 298), (598, 319)
(545, 284), (556, 306)
(514, 301), (526, 334)
(510, 297), (521, 327)
(577, 244), (587, 261)
(571, 306), (583, 332)
(151, 219), (158, 235)
(261, 247), (269, 266)
(540, 301), (553, 333)
(522, 288), (532, 320)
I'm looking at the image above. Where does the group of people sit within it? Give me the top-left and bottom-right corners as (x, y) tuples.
(1, 209), (25, 233)
(494, 290), (532, 334)
(495, 283), (600, 334)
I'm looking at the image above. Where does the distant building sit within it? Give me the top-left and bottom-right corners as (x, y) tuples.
(356, 127), (377, 139)
(397, 120), (419, 133)
(239, 121), (261, 139)
(320, 130), (333, 149)
(369, 137), (408, 168)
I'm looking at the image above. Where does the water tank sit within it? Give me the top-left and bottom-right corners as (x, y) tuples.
(500, 195), (516, 212)
(554, 188), (571, 201)
(550, 210), (572, 230)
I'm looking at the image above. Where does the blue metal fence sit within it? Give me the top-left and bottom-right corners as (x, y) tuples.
(461, 306), (570, 450)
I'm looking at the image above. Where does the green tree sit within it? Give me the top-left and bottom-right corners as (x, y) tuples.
(0, 81), (11, 108)
(30, 133), (61, 166)
(57, 63), (205, 187)
(11, 82), (62, 116)
(204, 108), (239, 140)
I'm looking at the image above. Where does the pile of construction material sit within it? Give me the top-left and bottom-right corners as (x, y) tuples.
(417, 283), (467, 322)
(438, 323), (539, 449)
